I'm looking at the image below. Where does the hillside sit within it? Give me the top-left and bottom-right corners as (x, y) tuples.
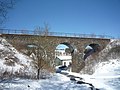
(80, 39), (120, 74)
(0, 37), (36, 79)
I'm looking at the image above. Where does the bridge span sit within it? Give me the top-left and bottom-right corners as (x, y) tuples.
(0, 33), (110, 74)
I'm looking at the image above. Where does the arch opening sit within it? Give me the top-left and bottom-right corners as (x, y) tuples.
(84, 43), (101, 60)
(55, 42), (73, 72)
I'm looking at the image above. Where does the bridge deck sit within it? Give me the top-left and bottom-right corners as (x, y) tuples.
(0, 29), (114, 39)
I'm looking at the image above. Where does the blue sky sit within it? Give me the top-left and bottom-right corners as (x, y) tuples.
(4, 0), (120, 38)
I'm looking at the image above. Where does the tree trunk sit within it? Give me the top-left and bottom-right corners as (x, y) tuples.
(37, 68), (40, 79)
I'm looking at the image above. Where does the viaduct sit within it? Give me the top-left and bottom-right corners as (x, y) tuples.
(0, 31), (111, 74)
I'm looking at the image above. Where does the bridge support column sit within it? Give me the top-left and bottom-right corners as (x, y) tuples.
(71, 53), (79, 73)
(72, 53), (85, 73)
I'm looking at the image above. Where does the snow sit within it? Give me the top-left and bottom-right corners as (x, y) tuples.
(0, 71), (116, 90)
(0, 73), (93, 90)
(0, 37), (36, 77)
(107, 39), (120, 49)
(93, 59), (120, 76)
(0, 37), (120, 90)
(64, 71), (113, 90)
(57, 56), (72, 60)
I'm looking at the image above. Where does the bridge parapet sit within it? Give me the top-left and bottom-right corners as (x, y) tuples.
(0, 29), (114, 39)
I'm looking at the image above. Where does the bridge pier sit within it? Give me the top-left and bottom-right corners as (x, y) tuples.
(71, 52), (85, 73)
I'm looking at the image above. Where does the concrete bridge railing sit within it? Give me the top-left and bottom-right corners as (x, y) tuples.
(0, 29), (114, 39)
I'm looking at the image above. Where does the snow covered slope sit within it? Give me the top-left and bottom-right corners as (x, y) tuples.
(98, 39), (120, 60)
(80, 39), (120, 74)
(0, 37), (36, 78)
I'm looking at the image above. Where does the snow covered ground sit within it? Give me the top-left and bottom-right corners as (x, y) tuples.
(0, 73), (95, 90)
(0, 37), (120, 90)
(0, 67), (119, 90)
(63, 58), (120, 90)
(1, 58), (120, 90)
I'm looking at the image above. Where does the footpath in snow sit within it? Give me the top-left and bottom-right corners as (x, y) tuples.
(0, 73), (98, 90)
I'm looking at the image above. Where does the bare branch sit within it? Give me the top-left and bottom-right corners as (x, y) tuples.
(0, 0), (16, 25)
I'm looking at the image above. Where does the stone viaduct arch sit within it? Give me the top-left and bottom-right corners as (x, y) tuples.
(1, 34), (110, 73)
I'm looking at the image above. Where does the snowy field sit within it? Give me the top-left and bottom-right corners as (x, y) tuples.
(0, 73), (94, 90)
(0, 68), (119, 90)
(1, 60), (120, 90)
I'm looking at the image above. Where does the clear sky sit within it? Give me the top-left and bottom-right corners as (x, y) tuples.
(4, 0), (120, 38)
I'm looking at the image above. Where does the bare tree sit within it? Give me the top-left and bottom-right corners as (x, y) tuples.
(6, 24), (54, 79)
(34, 23), (50, 36)
(27, 25), (54, 79)
(0, 0), (16, 26)
(43, 23), (50, 36)
(27, 44), (47, 79)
